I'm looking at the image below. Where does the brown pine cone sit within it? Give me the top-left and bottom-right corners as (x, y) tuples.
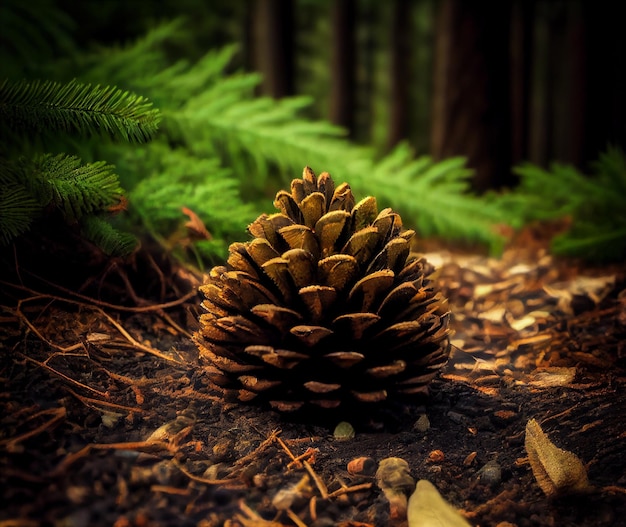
(194, 167), (450, 417)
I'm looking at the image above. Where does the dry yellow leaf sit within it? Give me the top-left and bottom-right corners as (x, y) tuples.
(407, 480), (470, 527)
(524, 419), (591, 497)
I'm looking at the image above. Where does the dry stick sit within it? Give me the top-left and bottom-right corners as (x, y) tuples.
(0, 407), (66, 452)
(150, 485), (192, 496)
(19, 354), (109, 397)
(275, 434), (299, 464)
(287, 447), (318, 470)
(50, 440), (171, 477)
(285, 508), (308, 527)
(308, 496), (317, 522)
(1, 278), (198, 313)
(326, 482), (373, 499)
(16, 298), (83, 353)
(274, 433), (329, 499)
(237, 500), (288, 527)
(16, 291), (183, 364)
(65, 388), (145, 414)
(95, 307), (182, 363)
(172, 459), (242, 487)
(303, 461), (328, 500)
(160, 309), (194, 339)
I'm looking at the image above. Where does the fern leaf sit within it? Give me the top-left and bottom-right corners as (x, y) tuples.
(0, 79), (160, 144)
(352, 146), (507, 250)
(0, 181), (40, 244)
(123, 146), (256, 261)
(501, 147), (626, 261)
(23, 154), (124, 222)
(80, 214), (137, 257)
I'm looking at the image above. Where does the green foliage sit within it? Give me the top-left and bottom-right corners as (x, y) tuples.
(354, 144), (507, 252)
(0, 166), (41, 245)
(9, 8), (621, 266)
(77, 30), (505, 257)
(120, 144), (256, 265)
(0, 79), (160, 149)
(0, 0), (76, 79)
(501, 147), (626, 261)
(0, 76), (160, 255)
(20, 154), (124, 222)
(80, 214), (138, 257)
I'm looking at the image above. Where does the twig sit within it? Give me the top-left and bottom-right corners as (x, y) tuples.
(285, 508), (308, 527)
(303, 461), (328, 499)
(150, 485), (192, 496)
(1, 278), (197, 313)
(172, 459), (242, 487)
(0, 407), (66, 453)
(326, 482), (373, 499)
(18, 354), (109, 397)
(231, 429), (282, 471)
(50, 440), (171, 477)
(65, 388), (145, 413)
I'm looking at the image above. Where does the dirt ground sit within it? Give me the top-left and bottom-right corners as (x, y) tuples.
(1, 230), (626, 527)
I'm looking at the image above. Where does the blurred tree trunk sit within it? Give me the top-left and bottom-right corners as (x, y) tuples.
(251, 0), (294, 98)
(330, 0), (356, 132)
(430, 0), (512, 190)
(509, 0), (532, 167)
(388, 0), (412, 148)
(582, 0), (626, 165)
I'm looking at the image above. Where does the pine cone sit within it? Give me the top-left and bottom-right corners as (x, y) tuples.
(195, 167), (450, 416)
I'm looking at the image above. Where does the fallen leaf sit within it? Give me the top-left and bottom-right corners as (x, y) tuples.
(543, 275), (615, 314)
(524, 419), (591, 497)
(529, 367), (577, 387)
(407, 480), (470, 527)
(182, 206), (212, 240)
(376, 457), (415, 521)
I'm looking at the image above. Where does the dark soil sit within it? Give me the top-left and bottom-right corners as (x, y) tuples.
(1, 232), (626, 527)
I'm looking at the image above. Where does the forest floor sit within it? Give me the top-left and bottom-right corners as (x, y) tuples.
(1, 230), (626, 527)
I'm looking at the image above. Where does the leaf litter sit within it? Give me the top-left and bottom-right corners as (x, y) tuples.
(1, 235), (626, 526)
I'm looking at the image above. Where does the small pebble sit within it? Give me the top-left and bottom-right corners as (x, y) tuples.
(333, 421), (355, 440)
(427, 450), (445, 463)
(413, 414), (430, 433)
(477, 459), (502, 486)
(212, 439), (234, 461)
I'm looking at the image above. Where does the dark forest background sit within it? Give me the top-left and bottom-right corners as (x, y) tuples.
(51, 0), (626, 191)
(2, 0), (625, 263)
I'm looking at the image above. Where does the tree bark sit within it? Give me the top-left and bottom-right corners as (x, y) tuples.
(431, 0), (513, 190)
(330, 0), (357, 132)
(388, 0), (412, 148)
(251, 0), (294, 98)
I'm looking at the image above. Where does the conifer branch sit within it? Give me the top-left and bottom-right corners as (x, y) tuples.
(80, 215), (137, 257)
(0, 180), (40, 245)
(23, 154), (125, 223)
(0, 79), (160, 143)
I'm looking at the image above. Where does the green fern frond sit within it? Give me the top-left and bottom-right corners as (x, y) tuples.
(80, 214), (137, 257)
(73, 18), (187, 92)
(126, 146), (256, 260)
(0, 79), (160, 144)
(23, 154), (124, 222)
(501, 147), (626, 261)
(94, 35), (507, 253)
(0, 181), (40, 244)
(350, 144), (508, 251)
